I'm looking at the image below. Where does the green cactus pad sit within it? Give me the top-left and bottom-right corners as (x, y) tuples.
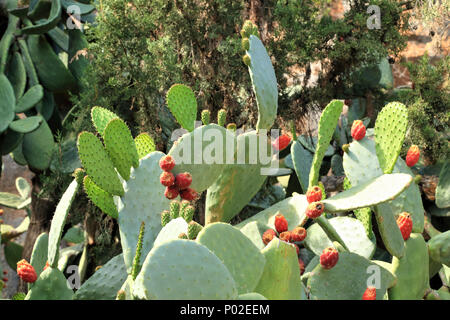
(6, 51), (26, 100)
(103, 118), (139, 180)
(374, 102), (408, 174)
(254, 238), (304, 300)
(239, 221), (268, 250)
(374, 205), (405, 258)
(48, 179), (79, 267)
(197, 222), (266, 294)
(133, 239), (238, 300)
(30, 232), (49, 279)
(134, 133), (155, 159)
(436, 161), (450, 208)
(428, 231), (450, 267)
(354, 207), (374, 239)
(389, 233), (429, 299)
(309, 100), (344, 187)
(83, 176), (118, 219)
(322, 173), (413, 213)
(166, 84), (197, 132)
(246, 35), (278, 131)
(237, 292), (267, 300)
(205, 131), (270, 223)
(168, 124), (235, 192)
(22, 119), (55, 170)
(0, 74), (16, 133)
(90, 106), (119, 136)
(74, 254), (128, 300)
(305, 217), (376, 259)
(77, 131), (124, 196)
(291, 140), (313, 192)
(117, 152), (171, 274)
(307, 252), (395, 300)
(14, 84), (44, 113)
(9, 116), (43, 134)
(236, 193), (308, 231)
(153, 217), (188, 248)
(25, 267), (74, 300)
(116, 275), (134, 300)
(343, 138), (424, 233)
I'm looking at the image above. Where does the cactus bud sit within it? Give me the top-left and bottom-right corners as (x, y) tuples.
(161, 210), (171, 227)
(12, 292), (26, 300)
(226, 123), (236, 132)
(217, 109), (227, 127)
(342, 144), (350, 153)
(182, 205), (195, 223)
(414, 174), (422, 184)
(73, 168), (85, 184)
(116, 290), (126, 300)
(95, 265), (102, 272)
(178, 233), (188, 239)
(201, 109), (211, 125)
(242, 54), (251, 66)
(187, 221), (203, 240)
(170, 200), (181, 219)
(241, 37), (250, 51)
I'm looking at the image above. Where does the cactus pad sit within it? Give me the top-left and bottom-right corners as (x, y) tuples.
(237, 292), (267, 300)
(134, 133), (155, 159)
(77, 131), (124, 196)
(153, 217), (188, 248)
(239, 221), (268, 250)
(48, 179), (79, 267)
(374, 205), (405, 258)
(30, 232), (49, 279)
(166, 84), (197, 132)
(254, 238), (304, 300)
(305, 217), (376, 259)
(197, 222), (266, 294)
(309, 100), (343, 187)
(90, 106), (119, 136)
(374, 102), (408, 174)
(133, 239), (238, 300)
(428, 231), (450, 267)
(291, 140), (313, 192)
(74, 254), (128, 300)
(83, 176), (118, 219)
(0, 74), (15, 133)
(117, 152), (171, 273)
(246, 35), (278, 131)
(25, 267), (73, 300)
(22, 119), (55, 170)
(436, 161), (450, 209)
(389, 233), (429, 299)
(103, 118), (139, 180)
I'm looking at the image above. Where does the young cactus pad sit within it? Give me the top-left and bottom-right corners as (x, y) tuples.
(166, 84), (198, 132)
(83, 176), (118, 219)
(196, 223), (266, 294)
(133, 239), (238, 300)
(374, 102), (408, 174)
(246, 35), (278, 131)
(90, 106), (119, 137)
(134, 133), (155, 159)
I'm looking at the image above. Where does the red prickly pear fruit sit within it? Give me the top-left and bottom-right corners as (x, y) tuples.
(175, 172), (192, 190)
(274, 213), (288, 233)
(165, 186), (179, 200)
(279, 231), (291, 243)
(320, 247), (339, 269)
(2, 277), (7, 282)
(272, 134), (291, 152)
(351, 120), (366, 141)
(180, 188), (198, 201)
(306, 186), (322, 203)
(305, 202), (325, 219)
(16, 259), (37, 283)
(396, 212), (413, 241)
(3, 270), (7, 275)
(298, 258), (305, 275)
(362, 286), (377, 300)
(262, 229), (277, 245)
(159, 155), (175, 172)
(290, 227), (307, 242)
(160, 171), (175, 187)
(405, 145), (420, 167)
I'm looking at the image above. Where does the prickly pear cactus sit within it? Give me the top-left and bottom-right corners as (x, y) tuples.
(83, 176), (118, 219)
(291, 139), (313, 192)
(196, 222), (266, 294)
(428, 231), (450, 267)
(374, 102), (408, 174)
(436, 161), (450, 209)
(134, 133), (155, 159)
(133, 239), (238, 300)
(30, 232), (49, 279)
(25, 267), (74, 300)
(90, 106), (119, 136)
(153, 217), (188, 248)
(166, 84), (198, 132)
(254, 238), (304, 300)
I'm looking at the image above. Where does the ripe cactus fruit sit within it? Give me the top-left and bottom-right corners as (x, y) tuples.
(161, 210), (171, 227)
(405, 145), (420, 167)
(181, 205), (195, 223)
(262, 229), (277, 245)
(174, 172), (192, 190)
(241, 37), (250, 51)
(165, 186), (179, 200)
(362, 286), (377, 300)
(305, 201), (325, 219)
(351, 120), (366, 141)
(279, 231), (291, 242)
(290, 227), (307, 242)
(180, 188), (198, 201)
(306, 186), (322, 203)
(298, 258), (305, 275)
(272, 134), (291, 152)
(274, 213), (288, 233)
(187, 221), (203, 240)
(396, 212), (413, 241)
(160, 171), (175, 187)
(159, 155), (175, 172)
(178, 233), (188, 239)
(217, 109), (226, 127)
(16, 259), (37, 283)
(319, 247), (339, 269)
(201, 109), (210, 125)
